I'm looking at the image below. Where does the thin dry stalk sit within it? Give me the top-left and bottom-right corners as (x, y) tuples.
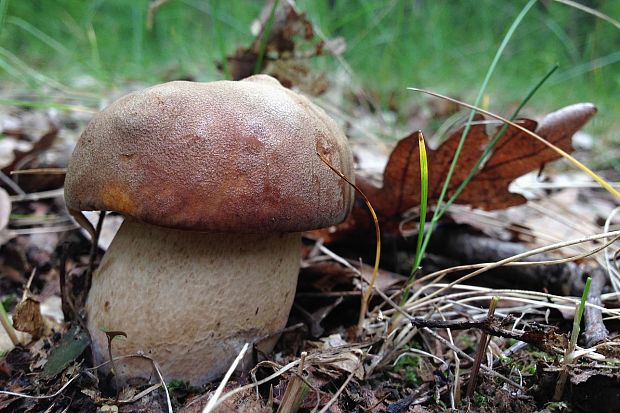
(413, 235), (614, 287)
(407, 230), (620, 308)
(316, 152), (381, 337)
(9, 188), (64, 202)
(466, 297), (498, 398)
(553, 0), (620, 30)
(277, 352), (309, 413)
(211, 359), (301, 410)
(203, 342), (250, 413)
(422, 328), (523, 391)
(10, 168), (67, 175)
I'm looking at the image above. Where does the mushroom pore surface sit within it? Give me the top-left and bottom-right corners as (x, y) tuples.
(87, 219), (300, 385)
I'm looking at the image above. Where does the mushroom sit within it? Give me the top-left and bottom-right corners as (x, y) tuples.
(64, 75), (354, 384)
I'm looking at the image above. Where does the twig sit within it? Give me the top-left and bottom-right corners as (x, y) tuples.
(10, 168), (67, 175)
(385, 384), (439, 413)
(247, 360), (301, 402)
(447, 328), (461, 408)
(250, 358), (321, 413)
(150, 357), (173, 413)
(87, 210), (105, 271)
(401, 283), (620, 318)
(583, 267), (609, 347)
(466, 297), (498, 398)
(363, 272), (560, 348)
(422, 328), (523, 391)
(21, 268), (37, 301)
(277, 351), (309, 413)
(85, 210), (105, 293)
(118, 383), (162, 404)
(383, 297), (553, 348)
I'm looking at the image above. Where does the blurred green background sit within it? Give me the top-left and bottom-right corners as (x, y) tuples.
(1, 0), (619, 164)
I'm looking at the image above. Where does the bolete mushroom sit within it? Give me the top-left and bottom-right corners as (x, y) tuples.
(64, 75), (354, 384)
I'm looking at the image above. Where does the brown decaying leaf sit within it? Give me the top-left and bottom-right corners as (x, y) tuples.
(12, 298), (50, 339)
(358, 103), (597, 218)
(223, 0), (343, 95)
(2, 124), (58, 176)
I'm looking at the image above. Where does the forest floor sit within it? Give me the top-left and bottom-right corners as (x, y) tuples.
(1, 2), (620, 412)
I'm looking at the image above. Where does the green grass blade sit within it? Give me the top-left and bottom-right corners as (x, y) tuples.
(7, 16), (70, 56)
(131, 1), (144, 67)
(0, 298), (18, 347)
(0, 98), (95, 113)
(254, 0), (279, 74)
(552, 51), (620, 83)
(414, 131), (428, 271)
(0, 47), (67, 90)
(213, 7), (232, 79)
(408, 0), (537, 289)
(401, 131), (428, 304)
(554, 275), (591, 400)
(572, 276), (592, 350)
(0, 0), (8, 35)
(432, 0), (537, 216)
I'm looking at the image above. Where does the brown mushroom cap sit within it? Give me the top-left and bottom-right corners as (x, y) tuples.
(64, 75), (354, 232)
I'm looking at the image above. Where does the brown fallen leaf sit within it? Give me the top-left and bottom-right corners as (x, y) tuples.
(223, 0), (342, 95)
(358, 103), (597, 218)
(12, 298), (51, 339)
(2, 123), (58, 177)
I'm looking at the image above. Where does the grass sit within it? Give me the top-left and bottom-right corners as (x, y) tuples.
(554, 275), (592, 400)
(0, 1), (618, 159)
(393, 353), (421, 386)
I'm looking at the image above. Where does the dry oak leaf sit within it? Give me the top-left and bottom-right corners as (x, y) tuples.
(223, 0), (342, 96)
(358, 103), (597, 218)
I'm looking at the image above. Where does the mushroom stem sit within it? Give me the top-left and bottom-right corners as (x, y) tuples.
(86, 219), (300, 385)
